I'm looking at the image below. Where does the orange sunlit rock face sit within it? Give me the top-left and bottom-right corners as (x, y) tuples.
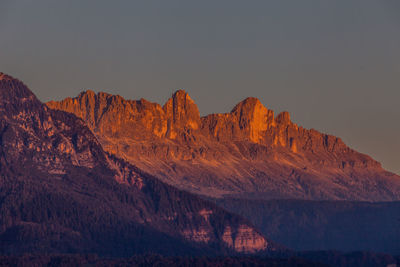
(47, 90), (400, 201)
(163, 90), (201, 138)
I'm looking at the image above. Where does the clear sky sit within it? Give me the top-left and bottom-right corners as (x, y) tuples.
(1, 1), (399, 174)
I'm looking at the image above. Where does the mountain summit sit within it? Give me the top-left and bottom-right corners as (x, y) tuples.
(162, 90), (201, 138)
(47, 90), (400, 201)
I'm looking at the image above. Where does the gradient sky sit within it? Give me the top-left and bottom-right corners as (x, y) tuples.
(1, 1), (399, 174)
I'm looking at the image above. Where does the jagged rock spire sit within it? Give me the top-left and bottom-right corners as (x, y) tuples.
(163, 90), (201, 139)
(230, 97), (275, 143)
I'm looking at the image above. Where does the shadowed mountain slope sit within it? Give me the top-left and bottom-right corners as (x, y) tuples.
(47, 89), (400, 201)
(0, 73), (273, 256)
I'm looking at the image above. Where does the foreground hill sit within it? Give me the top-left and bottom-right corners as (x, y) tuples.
(0, 252), (398, 267)
(0, 255), (328, 267)
(0, 73), (272, 256)
(47, 90), (400, 201)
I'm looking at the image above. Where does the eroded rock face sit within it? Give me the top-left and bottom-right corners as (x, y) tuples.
(230, 97), (275, 143)
(222, 225), (268, 253)
(0, 73), (272, 255)
(163, 90), (201, 139)
(0, 77), (106, 175)
(47, 89), (400, 201)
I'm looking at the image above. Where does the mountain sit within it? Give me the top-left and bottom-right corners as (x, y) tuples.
(47, 89), (400, 201)
(0, 73), (272, 256)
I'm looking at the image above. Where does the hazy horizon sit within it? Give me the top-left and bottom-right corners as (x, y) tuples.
(0, 0), (399, 174)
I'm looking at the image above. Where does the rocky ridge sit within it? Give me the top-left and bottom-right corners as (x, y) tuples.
(46, 89), (400, 201)
(0, 73), (271, 255)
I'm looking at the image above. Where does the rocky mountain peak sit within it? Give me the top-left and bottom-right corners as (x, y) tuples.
(163, 90), (201, 138)
(81, 89), (96, 96)
(0, 73), (31, 95)
(0, 72), (14, 81)
(231, 97), (274, 122)
(0, 73), (40, 114)
(163, 90), (200, 119)
(231, 96), (261, 108)
(230, 97), (275, 143)
(75, 90), (97, 103)
(172, 89), (190, 99)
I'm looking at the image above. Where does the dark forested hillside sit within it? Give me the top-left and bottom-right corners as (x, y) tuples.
(0, 254), (328, 267)
(0, 171), (200, 256)
(0, 253), (398, 267)
(215, 198), (400, 255)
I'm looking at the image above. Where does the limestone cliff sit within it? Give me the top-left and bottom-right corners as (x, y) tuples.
(47, 90), (400, 201)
